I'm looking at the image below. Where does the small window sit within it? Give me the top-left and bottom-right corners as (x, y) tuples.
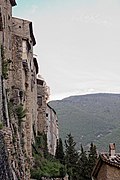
(37, 79), (44, 86)
(37, 95), (42, 106)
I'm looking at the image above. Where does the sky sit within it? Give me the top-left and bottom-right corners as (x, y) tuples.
(13, 0), (120, 100)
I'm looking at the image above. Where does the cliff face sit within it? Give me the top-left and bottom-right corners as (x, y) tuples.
(0, 1), (59, 179)
(0, 1), (37, 179)
(0, 131), (14, 180)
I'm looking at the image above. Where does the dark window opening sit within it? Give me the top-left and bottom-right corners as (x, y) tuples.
(8, 15), (10, 20)
(37, 79), (44, 86)
(37, 95), (42, 106)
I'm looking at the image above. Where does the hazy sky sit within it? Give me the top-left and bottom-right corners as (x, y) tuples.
(13, 0), (120, 100)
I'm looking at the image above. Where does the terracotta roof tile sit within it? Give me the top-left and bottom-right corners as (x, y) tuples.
(100, 153), (120, 168)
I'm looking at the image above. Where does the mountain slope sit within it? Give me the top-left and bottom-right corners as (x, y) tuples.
(49, 93), (120, 151)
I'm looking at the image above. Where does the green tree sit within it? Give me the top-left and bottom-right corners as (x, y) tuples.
(88, 142), (97, 179)
(55, 138), (65, 164)
(77, 145), (89, 180)
(65, 133), (78, 180)
(55, 139), (59, 158)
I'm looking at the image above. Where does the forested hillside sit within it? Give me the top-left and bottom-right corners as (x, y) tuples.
(49, 93), (120, 151)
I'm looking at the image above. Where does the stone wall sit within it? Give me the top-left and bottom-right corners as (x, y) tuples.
(96, 163), (107, 180)
(0, 130), (14, 180)
(37, 78), (48, 134)
(107, 164), (120, 180)
(0, 0), (13, 124)
(96, 163), (120, 180)
(0, 38), (3, 121)
(0, 1), (38, 179)
(0, 1), (60, 180)
(46, 104), (59, 156)
(11, 17), (38, 161)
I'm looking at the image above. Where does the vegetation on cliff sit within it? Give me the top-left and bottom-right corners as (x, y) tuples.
(55, 138), (65, 164)
(31, 133), (66, 179)
(64, 133), (98, 180)
(31, 133), (98, 180)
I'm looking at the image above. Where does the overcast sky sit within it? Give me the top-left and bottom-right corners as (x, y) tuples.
(13, 0), (120, 100)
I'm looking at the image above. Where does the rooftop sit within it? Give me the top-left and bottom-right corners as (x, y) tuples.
(92, 153), (120, 178)
(100, 153), (120, 168)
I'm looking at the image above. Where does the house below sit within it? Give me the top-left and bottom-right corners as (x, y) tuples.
(92, 143), (120, 180)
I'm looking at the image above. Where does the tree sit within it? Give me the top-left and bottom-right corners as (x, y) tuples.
(55, 139), (59, 159)
(88, 142), (97, 179)
(64, 133), (78, 180)
(55, 138), (65, 164)
(77, 145), (89, 180)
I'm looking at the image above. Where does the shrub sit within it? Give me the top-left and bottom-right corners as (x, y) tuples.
(15, 104), (26, 126)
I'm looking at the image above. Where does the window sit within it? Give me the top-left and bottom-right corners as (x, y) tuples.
(8, 15), (10, 20)
(37, 95), (42, 106)
(37, 79), (44, 86)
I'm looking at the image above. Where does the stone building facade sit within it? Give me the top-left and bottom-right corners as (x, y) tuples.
(0, 1), (17, 179)
(0, 1), (59, 179)
(92, 144), (120, 180)
(46, 104), (59, 156)
(37, 76), (59, 156)
(0, 0), (16, 125)
(11, 16), (38, 158)
(0, 0), (39, 179)
(37, 76), (49, 134)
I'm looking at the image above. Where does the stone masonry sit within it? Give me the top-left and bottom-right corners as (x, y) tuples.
(0, 130), (14, 180)
(0, 1), (59, 179)
(0, 0), (39, 179)
(46, 104), (59, 156)
(37, 76), (49, 134)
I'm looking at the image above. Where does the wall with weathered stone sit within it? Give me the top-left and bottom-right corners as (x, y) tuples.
(0, 1), (38, 179)
(46, 104), (59, 156)
(0, 0), (13, 125)
(0, 1), (60, 180)
(37, 78), (48, 134)
(11, 17), (38, 160)
(0, 38), (3, 121)
(0, 130), (14, 180)
(107, 164), (120, 180)
(30, 58), (38, 143)
(96, 163), (107, 180)
(95, 163), (120, 180)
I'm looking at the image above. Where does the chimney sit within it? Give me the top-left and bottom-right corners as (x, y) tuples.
(109, 143), (115, 157)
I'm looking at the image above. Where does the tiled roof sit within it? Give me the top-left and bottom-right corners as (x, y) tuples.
(92, 153), (120, 178)
(100, 153), (120, 168)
